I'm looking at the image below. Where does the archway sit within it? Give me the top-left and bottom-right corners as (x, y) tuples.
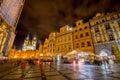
(98, 49), (115, 64)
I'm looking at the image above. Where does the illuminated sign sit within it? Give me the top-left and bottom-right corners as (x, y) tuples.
(0, 0), (24, 27)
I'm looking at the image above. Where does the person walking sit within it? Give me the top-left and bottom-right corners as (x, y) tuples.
(21, 61), (27, 76)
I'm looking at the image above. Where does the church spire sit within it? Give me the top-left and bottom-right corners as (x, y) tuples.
(26, 34), (30, 40)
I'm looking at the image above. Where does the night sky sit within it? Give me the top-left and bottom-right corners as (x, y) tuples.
(14, 0), (120, 49)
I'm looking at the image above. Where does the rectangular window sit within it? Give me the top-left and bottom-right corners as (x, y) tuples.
(105, 23), (111, 30)
(87, 41), (91, 46)
(80, 34), (83, 37)
(75, 35), (78, 39)
(81, 42), (85, 47)
(86, 32), (89, 36)
(76, 43), (79, 48)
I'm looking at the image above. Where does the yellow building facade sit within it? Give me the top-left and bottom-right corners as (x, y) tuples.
(56, 25), (73, 57)
(47, 32), (57, 57)
(0, 0), (25, 57)
(73, 20), (94, 55)
(43, 38), (49, 57)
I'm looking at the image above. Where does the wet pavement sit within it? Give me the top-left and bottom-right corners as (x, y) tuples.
(0, 62), (120, 80)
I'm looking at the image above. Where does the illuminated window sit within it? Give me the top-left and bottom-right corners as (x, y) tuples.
(96, 33), (102, 43)
(108, 31), (114, 41)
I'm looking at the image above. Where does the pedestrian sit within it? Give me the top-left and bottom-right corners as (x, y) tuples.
(21, 61), (27, 75)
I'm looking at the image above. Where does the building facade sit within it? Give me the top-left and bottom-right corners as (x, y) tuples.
(22, 34), (37, 51)
(43, 38), (49, 56)
(73, 20), (95, 55)
(56, 25), (73, 57)
(90, 12), (120, 59)
(47, 32), (57, 57)
(0, 0), (25, 57)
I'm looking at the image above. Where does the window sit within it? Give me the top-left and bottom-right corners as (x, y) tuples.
(81, 42), (85, 47)
(96, 33), (102, 43)
(95, 27), (99, 32)
(76, 43), (79, 48)
(75, 30), (77, 32)
(86, 32), (89, 36)
(80, 34), (83, 37)
(108, 31), (114, 41)
(84, 27), (88, 29)
(87, 41), (91, 46)
(79, 28), (82, 31)
(102, 20), (105, 22)
(75, 35), (78, 39)
(105, 24), (111, 30)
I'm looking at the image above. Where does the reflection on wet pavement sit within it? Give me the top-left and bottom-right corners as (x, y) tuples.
(0, 62), (120, 80)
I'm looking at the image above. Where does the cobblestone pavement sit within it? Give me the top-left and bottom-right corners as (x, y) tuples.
(0, 62), (120, 80)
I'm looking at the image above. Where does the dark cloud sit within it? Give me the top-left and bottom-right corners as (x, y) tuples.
(14, 0), (120, 49)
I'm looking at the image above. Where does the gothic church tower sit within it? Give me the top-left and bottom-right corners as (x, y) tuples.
(22, 34), (37, 51)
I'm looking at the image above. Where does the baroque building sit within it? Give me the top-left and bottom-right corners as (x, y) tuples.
(73, 20), (94, 55)
(89, 12), (120, 59)
(22, 34), (37, 51)
(47, 32), (57, 57)
(0, 0), (25, 57)
(43, 38), (49, 57)
(56, 25), (73, 57)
